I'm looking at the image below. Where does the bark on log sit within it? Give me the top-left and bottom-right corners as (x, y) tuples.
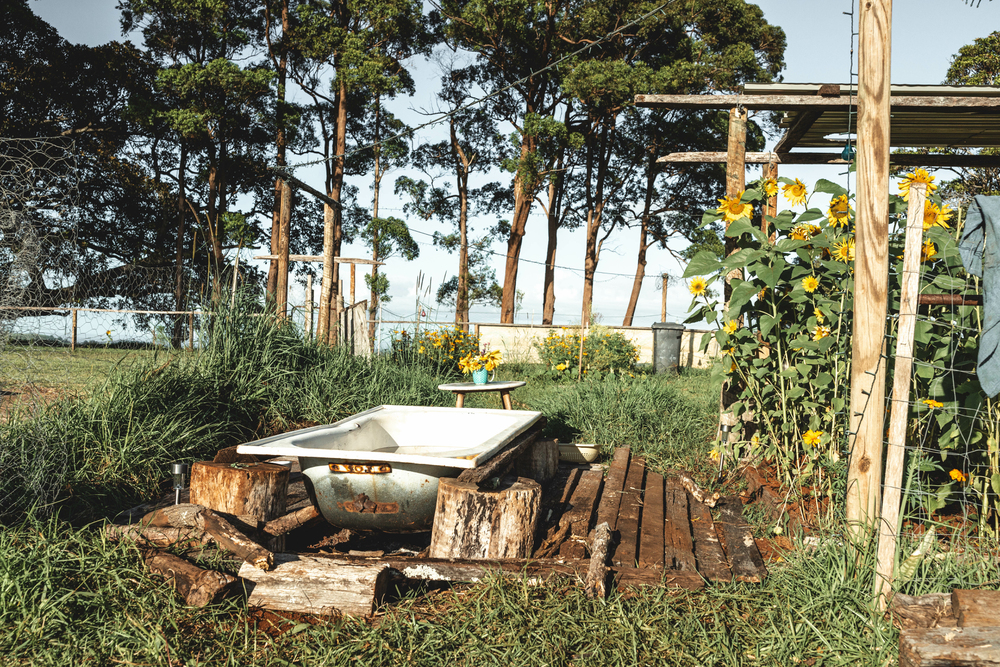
(264, 506), (321, 537)
(515, 438), (559, 483)
(585, 522), (611, 599)
(190, 461), (289, 521)
(239, 553), (390, 617)
(145, 550), (239, 607)
(677, 471), (719, 507)
(104, 524), (212, 548)
(715, 496), (767, 583)
(953, 589), (1000, 627)
(429, 476), (541, 560)
(890, 593), (956, 629)
(457, 419), (546, 485)
(196, 509), (274, 571)
(900, 626), (1000, 667)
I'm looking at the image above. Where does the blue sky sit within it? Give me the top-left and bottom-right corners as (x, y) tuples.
(29, 0), (1000, 330)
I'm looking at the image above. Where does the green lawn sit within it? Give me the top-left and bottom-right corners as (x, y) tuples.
(1, 344), (165, 396)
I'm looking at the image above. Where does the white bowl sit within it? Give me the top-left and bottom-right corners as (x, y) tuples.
(558, 443), (600, 464)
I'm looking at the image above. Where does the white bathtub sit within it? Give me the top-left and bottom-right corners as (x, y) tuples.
(236, 405), (542, 530)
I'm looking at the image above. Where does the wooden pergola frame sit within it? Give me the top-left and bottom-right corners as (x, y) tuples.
(635, 0), (1000, 608)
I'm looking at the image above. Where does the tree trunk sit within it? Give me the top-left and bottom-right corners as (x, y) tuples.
(171, 144), (188, 348)
(189, 461), (289, 521)
(541, 161), (562, 325)
(623, 158), (657, 326)
(500, 136), (537, 323)
(451, 117), (471, 330)
(266, 0), (290, 309)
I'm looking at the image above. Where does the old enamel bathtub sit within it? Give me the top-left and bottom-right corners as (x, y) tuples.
(236, 405), (542, 531)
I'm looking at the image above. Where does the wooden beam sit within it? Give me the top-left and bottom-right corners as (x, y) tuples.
(847, 0), (893, 537)
(876, 182), (927, 610)
(773, 110), (823, 153)
(635, 93), (1000, 111)
(280, 172), (342, 210)
(657, 151), (1000, 167)
(253, 255), (384, 265)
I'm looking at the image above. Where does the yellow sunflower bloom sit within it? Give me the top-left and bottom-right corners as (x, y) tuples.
(790, 224), (821, 241)
(921, 241), (937, 262)
(762, 178), (778, 198)
(949, 469), (967, 483)
(716, 191), (753, 222)
(826, 194), (852, 227)
(833, 237), (855, 262)
(898, 168), (937, 201)
(802, 430), (823, 447)
(812, 325), (831, 341)
(802, 276), (819, 293)
(814, 307), (825, 324)
(722, 320), (738, 335)
(922, 201), (953, 231)
(689, 277), (707, 296)
(782, 179), (808, 206)
(922, 398), (943, 409)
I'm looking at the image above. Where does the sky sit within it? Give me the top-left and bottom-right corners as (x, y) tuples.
(27, 0), (1000, 334)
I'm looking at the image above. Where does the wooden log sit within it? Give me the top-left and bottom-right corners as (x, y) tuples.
(688, 500), (731, 582)
(190, 461), (289, 522)
(918, 294), (983, 306)
(104, 524), (212, 548)
(676, 471), (719, 507)
(515, 438), (559, 483)
(196, 509), (274, 571)
(656, 151), (1000, 168)
(594, 447), (631, 537)
(899, 627), (1000, 667)
(611, 456), (646, 568)
(239, 553), (390, 617)
(953, 589), (1000, 627)
(212, 446), (265, 465)
(557, 468), (604, 560)
(715, 497), (767, 583)
(145, 550), (239, 607)
(141, 503), (205, 528)
(664, 477), (696, 571)
(891, 593), (956, 629)
(638, 471), (665, 569)
(585, 522), (612, 599)
(457, 420), (546, 485)
(635, 93), (1000, 112)
(264, 506), (321, 537)
(429, 476), (542, 560)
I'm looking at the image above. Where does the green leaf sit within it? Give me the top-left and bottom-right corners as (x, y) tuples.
(722, 248), (766, 269)
(728, 280), (760, 313)
(814, 372), (833, 387)
(683, 251), (722, 278)
(760, 314), (778, 339)
(725, 218), (755, 239)
(932, 274), (969, 291)
(813, 179), (848, 197)
(992, 473), (1000, 495)
(795, 208), (825, 223)
(755, 257), (788, 289)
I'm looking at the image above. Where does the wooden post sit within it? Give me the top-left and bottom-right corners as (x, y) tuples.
(188, 312), (194, 350)
(847, 0), (893, 537)
(876, 182), (926, 609)
(720, 107), (748, 434)
(660, 274), (667, 322)
(304, 274), (313, 340)
(189, 461), (289, 522)
(318, 204), (334, 344)
(70, 308), (77, 353)
(762, 159), (778, 237)
(276, 180), (292, 319)
(350, 262), (356, 306)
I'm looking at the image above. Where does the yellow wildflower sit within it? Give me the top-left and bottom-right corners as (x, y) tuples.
(826, 194), (852, 227)
(762, 178), (778, 198)
(555, 362), (566, 371)
(814, 307), (825, 324)
(898, 168), (937, 201)
(802, 430), (823, 447)
(921, 241), (937, 262)
(790, 224), (821, 241)
(922, 201), (953, 231)
(833, 237), (855, 262)
(709, 448), (721, 462)
(812, 325), (831, 341)
(922, 398), (944, 409)
(782, 178), (808, 206)
(722, 320), (738, 335)
(689, 277), (707, 296)
(802, 276), (819, 293)
(949, 469), (967, 483)
(716, 191), (753, 222)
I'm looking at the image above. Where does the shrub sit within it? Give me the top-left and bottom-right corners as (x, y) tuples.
(392, 326), (482, 377)
(533, 325), (639, 377)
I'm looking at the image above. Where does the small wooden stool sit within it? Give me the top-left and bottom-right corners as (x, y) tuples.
(437, 380), (527, 410)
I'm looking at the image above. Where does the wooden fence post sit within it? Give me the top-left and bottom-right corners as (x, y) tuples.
(304, 274), (313, 340)
(846, 0), (893, 538)
(71, 308), (77, 353)
(189, 312), (194, 350)
(876, 181), (926, 609)
(661, 274), (667, 322)
(276, 181), (292, 319)
(318, 204), (334, 344)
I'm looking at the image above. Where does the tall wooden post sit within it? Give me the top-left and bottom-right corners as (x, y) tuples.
(720, 108), (748, 432)
(318, 204), (334, 343)
(71, 308), (77, 353)
(660, 274), (668, 322)
(847, 0), (893, 537)
(762, 159), (778, 237)
(304, 274), (313, 340)
(876, 182), (926, 609)
(275, 181), (292, 319)
(350, 263), (356, 306)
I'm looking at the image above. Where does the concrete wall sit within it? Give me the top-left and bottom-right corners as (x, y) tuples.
(474, 324), (721, 369)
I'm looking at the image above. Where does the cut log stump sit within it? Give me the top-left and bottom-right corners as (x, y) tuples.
(516, 439), (559, 483)
(190, 461), (289, 521)
(900, 626), (1000, 666)
(145, 550), (239, 607)
(429, 476), (541, 560)
(239, 553), (390, 617)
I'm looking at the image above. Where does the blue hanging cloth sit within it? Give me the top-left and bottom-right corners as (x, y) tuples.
(957, 195), (1000, 397)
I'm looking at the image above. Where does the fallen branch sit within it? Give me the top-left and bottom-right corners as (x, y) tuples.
(677, 472), (720, 507)
(585, 522), (611, 599)
(196, 509), (274, 571)
(145, 550), (240, 607)
(104, 524), (211, 548)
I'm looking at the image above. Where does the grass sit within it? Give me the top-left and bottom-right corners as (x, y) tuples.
(1, 344), (160, 397)
(1, 304), (998, 665)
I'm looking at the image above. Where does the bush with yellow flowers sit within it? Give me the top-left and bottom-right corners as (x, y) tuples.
(392, 326), (482, 377)
(686, 173), (999, 532)
(534, 325), (639, 378)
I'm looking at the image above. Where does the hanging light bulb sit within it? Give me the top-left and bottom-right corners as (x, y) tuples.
(841, 142), (856, 162)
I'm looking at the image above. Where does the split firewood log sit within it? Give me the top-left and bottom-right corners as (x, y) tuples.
(144, 550), (240, 607)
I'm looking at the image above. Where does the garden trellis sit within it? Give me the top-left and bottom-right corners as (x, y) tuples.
(636, 75), (1000, 602)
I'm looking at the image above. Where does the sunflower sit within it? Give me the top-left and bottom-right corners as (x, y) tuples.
(722, 320), (738, 335)
(922, 201), (953, 231)
(790, 224), (821, 241)
(716, 191), (753, 222)
(762, 178), (778, 198)
(826, 195), (852, 227)
(898, 168), (937, 201)
(689, 277), (707, 296)
(812, 324), (831, 341)
(833, 237), (855, 262)
(801, 275), (819, 293)
(921, 241), (937, 262)
(949, 469), (967, 484)
(814, 307), (825, 324)
(782, 178), (808, 206)
(802, 430), (823, 447)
